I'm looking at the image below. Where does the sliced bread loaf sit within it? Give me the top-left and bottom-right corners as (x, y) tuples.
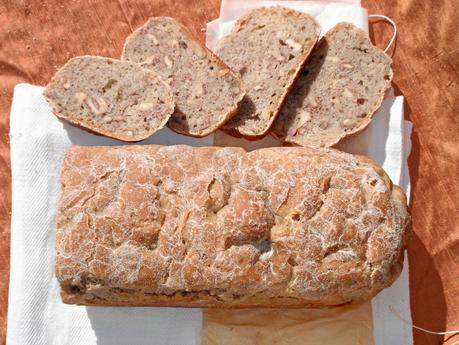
(44, 56), (174, 142)
(215, 6), (320, 138)
(273, 23), (393, 147)
(122, 17), (245, 137)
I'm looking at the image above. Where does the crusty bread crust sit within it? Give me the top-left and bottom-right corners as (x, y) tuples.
(122, 17), (245, 137)
(216, 7), (320, 138)
(275, 23), (393, 148)
(62, 289), (361, 308)
(56, 145), (410, 307)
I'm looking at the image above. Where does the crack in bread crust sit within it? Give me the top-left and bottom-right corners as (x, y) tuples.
(55, 145), (410, 307)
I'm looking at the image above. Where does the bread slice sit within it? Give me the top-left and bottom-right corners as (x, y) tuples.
(273, 23), (393, 147)
(44, 56), (174, 142)
(215, 6), (320, 138)
(122, 17), (245, 137)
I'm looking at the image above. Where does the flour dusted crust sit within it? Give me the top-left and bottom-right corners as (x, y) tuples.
(56, 145), (410, 307)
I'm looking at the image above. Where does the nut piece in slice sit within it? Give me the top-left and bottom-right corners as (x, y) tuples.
(274, 23), (393, 147)
(215, 6), (320, 138)
(44, 56), (174, 142)
(122, 17), (245, 137)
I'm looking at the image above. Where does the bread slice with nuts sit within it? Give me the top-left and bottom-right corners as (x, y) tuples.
(122, 17), (245, 137)
(273, 23), (393, 147)
(44, 56), (174, 142)
(215, 6), (320, 138)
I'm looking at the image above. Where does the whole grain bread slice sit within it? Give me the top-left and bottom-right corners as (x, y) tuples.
(122, 17), (245, 137)
(44, 56), (174, 142)
(273, 23), (393, 147)
(215, 6), (320, 138)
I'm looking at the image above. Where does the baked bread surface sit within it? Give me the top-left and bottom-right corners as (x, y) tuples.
(56, 145), (409, 307)
(274, 23), (393, 147)
(216, 6), (320, 138)
(122, 17), (245, 137)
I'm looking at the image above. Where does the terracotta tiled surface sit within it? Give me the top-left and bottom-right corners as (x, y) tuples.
(0, 1), (458, 344)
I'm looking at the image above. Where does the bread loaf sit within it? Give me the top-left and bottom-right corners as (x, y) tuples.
(44, 56), (174, 142)
(56, 145), (409, 307)
(122, 17), (245, 137)
(274, 23), (393, 147)
(215, 7), (320, 138)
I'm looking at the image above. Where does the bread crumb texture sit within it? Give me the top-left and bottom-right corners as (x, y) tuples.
(216, 6), (320, 137)
(274, 23), (393, 147)
(44, 56), (174, 142)
(122, 17), (244, 137)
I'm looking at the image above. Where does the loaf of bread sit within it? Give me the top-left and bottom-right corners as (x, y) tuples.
(215, 6), (320, 138)
(122, 17), (245, 137)
(274, 23), (393, 147)
(44, 56), (174, 142)
(56, 145), (409, 307)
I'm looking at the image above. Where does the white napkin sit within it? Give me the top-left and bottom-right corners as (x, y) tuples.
(206, 1), (413, 344)
(7, 3), (412, 345)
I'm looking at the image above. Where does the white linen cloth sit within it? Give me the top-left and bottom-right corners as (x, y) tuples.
(7, 2), (412, 344)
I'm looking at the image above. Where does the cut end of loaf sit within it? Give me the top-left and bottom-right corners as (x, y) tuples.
(274, 22), (393, 148)
(216, 6), (320, 138)
(44, 56), (174, 142)
(122, 16), (245, 137)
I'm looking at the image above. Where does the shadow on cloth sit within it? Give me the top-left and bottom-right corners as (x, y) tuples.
(86, 306), (202, 345)
(62, 120), (214, 147)
(202, 301), (375, 345)
(408, 230), (448, 345)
